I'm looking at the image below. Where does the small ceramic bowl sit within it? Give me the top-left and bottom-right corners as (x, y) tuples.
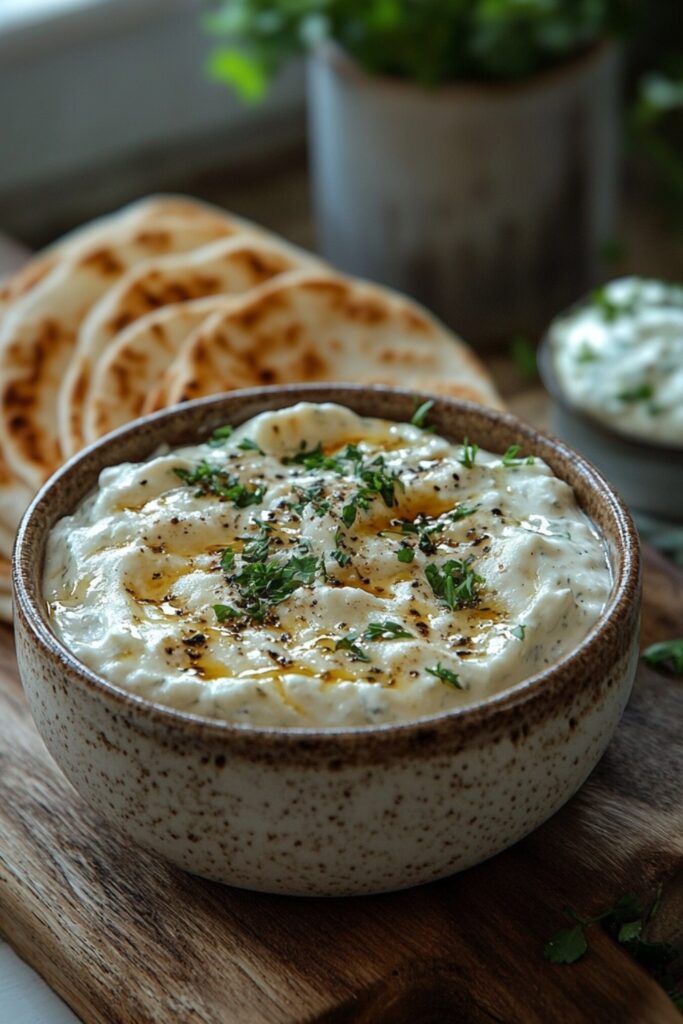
(538, 334), (683, 525)
(13, 384), (641, 897)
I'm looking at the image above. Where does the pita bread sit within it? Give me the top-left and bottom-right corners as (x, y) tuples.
(160, 271), (502, 410)
(0, 194), (230, 311)
(85, 297), (241, 443)
(69, 235), (320, 453)
(0, 214), (255, 490)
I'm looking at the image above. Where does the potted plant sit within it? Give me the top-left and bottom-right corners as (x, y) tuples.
(204, 1), (624, 344)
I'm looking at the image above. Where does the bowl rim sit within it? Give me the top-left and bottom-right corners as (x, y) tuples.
(13, 383), (641, 748)
(538, 315), (683, 459)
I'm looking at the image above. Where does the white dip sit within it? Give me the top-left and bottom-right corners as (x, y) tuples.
(550, 277), (683, 445)
(44, 402), (611, 728)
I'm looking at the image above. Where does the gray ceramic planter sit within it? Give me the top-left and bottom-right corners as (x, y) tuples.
(13, 384), (640, 896)
(308, 42), (620, 343)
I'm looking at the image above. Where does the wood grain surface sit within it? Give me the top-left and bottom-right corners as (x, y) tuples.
(0, 546), (681, 1024)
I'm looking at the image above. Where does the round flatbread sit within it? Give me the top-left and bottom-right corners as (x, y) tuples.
(73, 235), (320, 452)
(159, 271), (502, 411)
(85, 297), (240, 443)
(0, 212), (254, 490)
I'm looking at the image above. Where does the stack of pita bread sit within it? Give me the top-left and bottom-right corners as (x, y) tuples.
(0, 195), (502, 621)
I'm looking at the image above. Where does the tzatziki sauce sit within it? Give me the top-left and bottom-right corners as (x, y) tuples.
(44, 402), (611, 728)
(549, 277), (683, 445)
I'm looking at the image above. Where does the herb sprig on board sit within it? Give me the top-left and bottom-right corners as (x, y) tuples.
(643, 638), (683, 675)
(543, 891), (682, 1011)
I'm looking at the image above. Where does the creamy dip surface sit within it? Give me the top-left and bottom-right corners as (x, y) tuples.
(44, 402), (611, 728)
(550, 277), (683, 445)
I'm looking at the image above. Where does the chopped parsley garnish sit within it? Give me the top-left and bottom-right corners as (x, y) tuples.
(334, 634), (370, 662)
(642, 638), (683, 675)
(221, 552), (318, 623)
(220, 547), (235, 572)
(577, 343), (598, 364)
(424, 558), (483, 610)
(290, 483), (331, 518)
(207, 424), (234, 447)
(282, 442), (402, 527)
(502, 444), (535, 467)
(283, 443), (340, 471)
(459, 437), (479, 468)
(410, 399), (434, 429)
(426, 662), (464, 689)
(174, 461), (265, 507)
(397, 546), (415, 563)
(341, 454), (402, 526)
(241, 526), (272, 563)
(544, 890), (681, 1011)
(213, 603), (239, 622)
(331, 527), (352, 567)
(450, 503), (479, 522)
(335, 620), (414, 662)
(511, 624), (526, 641)
(237, 437), (264, 454)
(380, 505), (479, 556)
(592, 286), (621, 322)
(363, 621), (413, 641)
(617, 383), (655, 403)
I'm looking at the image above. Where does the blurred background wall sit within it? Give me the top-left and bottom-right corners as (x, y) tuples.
(0, 0), (305, 243)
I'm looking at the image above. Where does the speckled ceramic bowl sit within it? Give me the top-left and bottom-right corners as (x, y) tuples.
(13, 384), (641, 897)
(539, 332), (683, 524)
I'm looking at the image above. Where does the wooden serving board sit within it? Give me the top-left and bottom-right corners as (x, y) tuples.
(1, 545), (682, 1024)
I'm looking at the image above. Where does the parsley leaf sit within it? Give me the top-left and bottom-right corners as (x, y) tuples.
(544, 925), (589, 965)
(592, 286), (621, 322)
(213, 603), (239, 622)
(224, 553), (318, 622)
(397, 545), (415, 563)
(363, 621), (413, 641)
(511, 624), (526, 641)
(424, 558), (483, 611)
(237, 437), (264, 454)
(459, 437), (479, 468)
(208, 424), (234, 447)
(577, 343), (598, 364)
(242, 526), (271, 563)
(290, 483), (331, 518)
(643, 638), (683, 675)
(617, 383), (655, 403)
(174, 461), (265, 507)
(331, 527), (352, 567)
(410, 399), (434, 429)
(502, 444), (535, 467)
(220, 547), (236, 572)
(426, 662), (464, 689)
(283, 443), (342, 471)
(334, 633), (370, 662)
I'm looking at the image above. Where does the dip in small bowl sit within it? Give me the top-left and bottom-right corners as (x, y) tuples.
(13, 385), (640, 896)
(540, 277), (683, 523)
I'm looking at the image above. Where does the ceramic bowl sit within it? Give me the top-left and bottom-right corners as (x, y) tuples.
(538, 334), (683, 525)
(13, 384), (641, 897)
